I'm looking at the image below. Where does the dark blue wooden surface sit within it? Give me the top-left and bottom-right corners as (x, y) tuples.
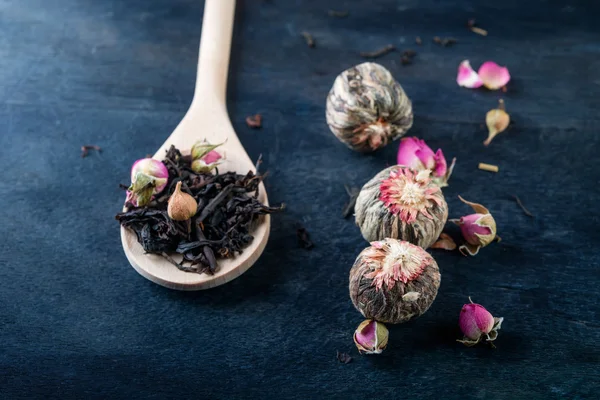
(1, 0), (599, 398)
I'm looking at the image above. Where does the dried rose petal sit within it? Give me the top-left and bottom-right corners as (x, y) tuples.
(478, 61), (510, 90)
(396, 137), (456, 187)
(246, 114), (262, 128)
(202, 150), (222, 165)
(431, 233), (457, 251)
(457, 60), (483, 88)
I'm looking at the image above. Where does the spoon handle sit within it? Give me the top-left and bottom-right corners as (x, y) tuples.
(192, 0), (236, 109)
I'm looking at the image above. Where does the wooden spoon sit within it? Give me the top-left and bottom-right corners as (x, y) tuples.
(120, 0), (270, 290)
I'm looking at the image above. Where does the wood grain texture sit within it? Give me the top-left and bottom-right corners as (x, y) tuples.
(0, 0), (598, 398)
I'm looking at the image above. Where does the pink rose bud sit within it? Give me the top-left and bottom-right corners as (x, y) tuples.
(353, 319), (389, 355)
(191, 140), (225, 173)
(458, 298), (503, 346)
(458, 213), (495, 245)
(451, 196), (498, 256)
(126, 158), (169, 207)
(192, 150), (223, 173)
(191, 140), (224, 160)
(396, 137), (456, 187)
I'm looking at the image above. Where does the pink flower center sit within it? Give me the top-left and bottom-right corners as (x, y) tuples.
(363, 239), (432, 290)
(379, 168), (442, 223)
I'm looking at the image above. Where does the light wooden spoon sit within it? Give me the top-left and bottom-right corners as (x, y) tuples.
(120, 0), (270, 290)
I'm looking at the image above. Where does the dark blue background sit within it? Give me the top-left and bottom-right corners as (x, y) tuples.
(1, 0), (599, 398)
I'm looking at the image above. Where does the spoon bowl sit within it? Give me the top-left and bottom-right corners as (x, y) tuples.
(120, 0), (270, 290)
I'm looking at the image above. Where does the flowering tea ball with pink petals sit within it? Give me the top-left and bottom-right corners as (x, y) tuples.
(349, 239), (441, 324)
(355, 166), (448, 248)
(326, 62), (413, 152)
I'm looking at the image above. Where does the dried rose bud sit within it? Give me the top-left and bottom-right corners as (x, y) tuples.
(349, 239), (441, 324)
(353, 319), (389, 355)
(484, 99), (510, 146)
(192, 150), (223, 173)
(126, 158), (169, 207)
(355, 166), (448, 248)
(326, 62), (413, 152)
(451, 196), (498, 256)
(397, 137), (456, 187)
(191, 140), (224, 161)
(167, 181), (198, 221)
(457, 298), (503, 346)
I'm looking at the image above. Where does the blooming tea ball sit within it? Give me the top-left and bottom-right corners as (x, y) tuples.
(349, 239), (441, 324)
(355, 166), (448, 248)
(326, 62), (413, 152)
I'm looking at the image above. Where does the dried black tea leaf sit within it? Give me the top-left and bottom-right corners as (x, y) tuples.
(301, 31), (315, 48)
(328, 10), (348, 18)
(336, 351), (353, 364)
(81, 145), (102, 158)
(342, 185), (360, 219)
(512, 195), (534, 217)
(297, 226), (314, 249)
(360, 44), (395, 59)
(246, 114), (262, 128)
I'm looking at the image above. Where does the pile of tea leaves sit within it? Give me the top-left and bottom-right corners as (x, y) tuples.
(116, 146), (282, 275)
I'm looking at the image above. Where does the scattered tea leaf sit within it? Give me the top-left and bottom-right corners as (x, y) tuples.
(401, 49), (417, 66)
(254, 153), (263, 173)
(81, 145), (102, 158)
(336, 351), (353, 364)
(431, 233), (457, 251)
(402, 49), (417, 58)
(328, 10), (348, 18)
(360, 44), (395, 59)
(342, 185), (360, 218)
(246, 114), (262, 129)
(393, 47), (416, 66)
(297, 225), (314, 249)
(301, 31), (315, 48)
(433, 36), (457, 47)
(512, 195), (534, 218)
